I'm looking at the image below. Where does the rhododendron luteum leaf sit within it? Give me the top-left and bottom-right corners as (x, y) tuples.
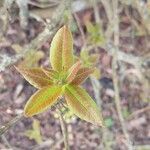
(62, 26), (74, 71)
(42, 68), (59, 80)
(50, 25), (73, 72)
(66, 61), (82, 83)
(64, 85), (104, 126)
(24, 85), (62, 117)
(70, 67), (94, 85)
(16, 67), (53, 89)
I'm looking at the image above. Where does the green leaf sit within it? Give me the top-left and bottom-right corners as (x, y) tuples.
(25, 119), (42, 144)
(24, 85), (62, 117)
(15, 67), (53, 89)
(70, 67), (94, 85)
(66, 61), (82, 83)
(64, 85), (104, 126)
(42, 68), (59, 80)
(50, 25), (74, 72)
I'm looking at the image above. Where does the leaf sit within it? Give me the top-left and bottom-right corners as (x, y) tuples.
(24, 85), (62, 117)
(66, 61), (82, 83)
(25, 119), (42, 144)
(70, 67), (94, 85)
(64, 85), (104, 126)
(15, 67), (53, 89)
(50, 25), (73, 72)
(42, 68), (59, 80)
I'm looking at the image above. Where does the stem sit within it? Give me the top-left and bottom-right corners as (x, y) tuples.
(112, 0), (133, 149)
(58, 110), (69, 150)
(92, 0), (102, 27)
(0, 114), (23, 136)
(73, 12), (87, 47)
(90, 77), (112, 150)
(1, 135), (12, 149)
(112, 62), (133, 150)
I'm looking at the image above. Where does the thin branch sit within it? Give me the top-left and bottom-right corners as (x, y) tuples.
(100, 0), (112, 22)
(112, 0), (133, 149)
(92, 0), (103, 27)
(90, 77), (102, 107)
(90, 77), (112, 150)
(1, 135), (12, 149)
(112, 56), (133, 150)
(100, 0), (114, 39)
(28, 0), (59, 8)
(58, 109), (70, 150)
(73, 12), (87, 47)
(128, 105), (150, 120)
(0, 114), (23, 136)
(85, 42), (145, 69)
(106, 44), (143, 68)
(134, 145), (150, 150)
(17, 0), (29, 29)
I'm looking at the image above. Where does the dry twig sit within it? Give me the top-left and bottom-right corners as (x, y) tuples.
(0, 114), (23, 135)
(112, 0), (133, 149)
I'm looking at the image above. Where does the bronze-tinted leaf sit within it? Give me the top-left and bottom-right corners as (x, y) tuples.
(15, 67), (52, 89)
(66, 61), (82, 83)
(42, 68), (59, 80)
(64, 85), (104, 126)
(24, 85), (62, 117)
(70, 67), (94, 85)
(62, 25), (74, 71)
(50, 25), (73, 72)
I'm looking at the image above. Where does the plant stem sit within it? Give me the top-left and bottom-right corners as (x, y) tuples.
(1, 134), (12, 149)
(58, 110), (69, 150)
(112, 61), (133, 150)
(90, 77), (112, 150)
(0, 114), (23, 136)
(112, 0), (133, 149)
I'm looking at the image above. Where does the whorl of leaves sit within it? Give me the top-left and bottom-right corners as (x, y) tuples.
(16, 25), (104, 126)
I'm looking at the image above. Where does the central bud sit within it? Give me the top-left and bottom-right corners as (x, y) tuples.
(54, 71), (68, 86)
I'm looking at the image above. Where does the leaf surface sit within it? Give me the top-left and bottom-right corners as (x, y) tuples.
(66, 61), (82, 83)
(16, 67), (53, 89)
(24, 85), (62, 117)
(70, 67), (94, 85)
(64, 85), (104, 126)
(50, 25), (73, 72)
(42, 68), (59, 80)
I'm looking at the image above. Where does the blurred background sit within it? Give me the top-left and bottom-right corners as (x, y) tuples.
(0, 0), (150, 149)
